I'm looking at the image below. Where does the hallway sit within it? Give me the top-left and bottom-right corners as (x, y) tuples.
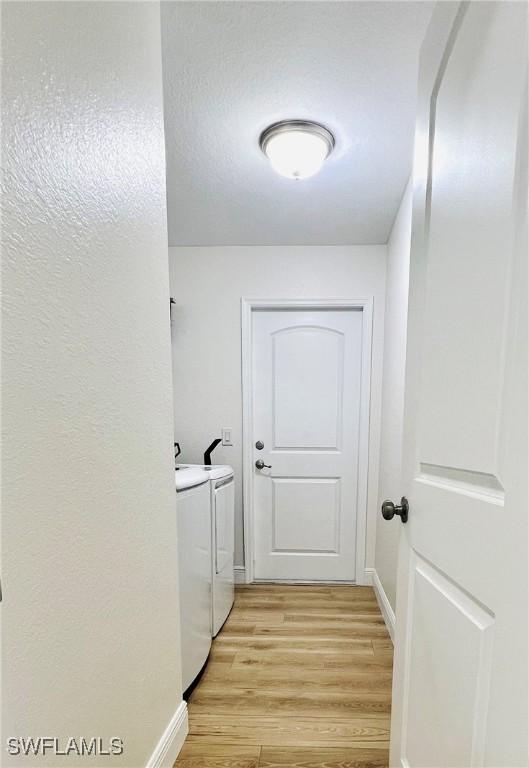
(175, 584), (392, 767)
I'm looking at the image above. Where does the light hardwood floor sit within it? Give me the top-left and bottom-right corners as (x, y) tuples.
(175, 583), (393, 768)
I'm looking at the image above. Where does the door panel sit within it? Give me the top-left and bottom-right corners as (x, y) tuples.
(403, 555), (494, 768)
(391, 3), (528, 766)
(252, 308), (363, 581)
(271, 477), (340, 553)
(272, 327), (344, 450)
(418, 0), (520, 477)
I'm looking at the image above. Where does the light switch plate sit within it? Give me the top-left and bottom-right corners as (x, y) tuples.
(221, 427), (233, 446)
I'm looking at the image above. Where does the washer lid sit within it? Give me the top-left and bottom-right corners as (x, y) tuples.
(177, 463), (234, 481)
(175, 467), (209, 491)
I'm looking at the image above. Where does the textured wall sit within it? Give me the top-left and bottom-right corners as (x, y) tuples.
(168, 245), (386, 571)
(2, 3), (182, 765)
(375, 180), (412, 610)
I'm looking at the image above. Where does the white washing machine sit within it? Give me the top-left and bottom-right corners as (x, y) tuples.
(175, 467), (212, 692)
(178, 464), (235, 636)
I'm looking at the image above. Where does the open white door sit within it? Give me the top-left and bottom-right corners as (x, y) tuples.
(390, 3), (528, 767)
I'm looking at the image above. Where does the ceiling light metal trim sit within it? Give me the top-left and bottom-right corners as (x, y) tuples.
(259, 120), (335, 158)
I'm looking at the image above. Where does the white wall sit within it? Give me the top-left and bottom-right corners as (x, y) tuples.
(375, 180), (413, 611)
(2, 3), (184, 766)
(168, 245), (386, 571)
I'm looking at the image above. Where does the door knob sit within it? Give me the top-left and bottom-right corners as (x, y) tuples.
(381, 497), (409, 523)
(255, 459), (272, 470)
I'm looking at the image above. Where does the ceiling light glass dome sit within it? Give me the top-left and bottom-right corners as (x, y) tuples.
(260, 120), (335, 180)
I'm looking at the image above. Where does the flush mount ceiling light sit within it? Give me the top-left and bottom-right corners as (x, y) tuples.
(259, 120), (335, 180)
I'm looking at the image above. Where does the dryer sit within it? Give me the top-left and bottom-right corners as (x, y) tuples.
(178, 464), (235, 636)
(209, 465), (235, 635)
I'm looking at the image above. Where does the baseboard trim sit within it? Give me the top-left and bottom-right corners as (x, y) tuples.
(145, 700), (188, 768)
(370, 568), (396, 644)
(234, 566), (246, 584)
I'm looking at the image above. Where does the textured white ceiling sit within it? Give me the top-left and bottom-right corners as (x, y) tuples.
(161, 1), (433, 246)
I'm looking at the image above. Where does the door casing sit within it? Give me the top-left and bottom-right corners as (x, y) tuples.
(241, 297), (374, 585)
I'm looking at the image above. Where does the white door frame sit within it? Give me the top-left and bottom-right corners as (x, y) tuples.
(241, 297), (374, 585)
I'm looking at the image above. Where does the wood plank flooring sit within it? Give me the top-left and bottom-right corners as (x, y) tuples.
(174, 583), (392, 768)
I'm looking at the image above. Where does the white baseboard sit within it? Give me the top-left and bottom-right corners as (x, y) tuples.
(234, 566), (246, 584)
(145, 700), (188, 768)
(371, 568), (396, 644)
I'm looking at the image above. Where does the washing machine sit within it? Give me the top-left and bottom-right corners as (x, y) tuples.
(178, 464), (235, 636)
(175, 466), (212, 692)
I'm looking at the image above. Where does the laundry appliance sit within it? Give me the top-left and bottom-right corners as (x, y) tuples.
(178, 464), (235, 636)
(175, 466), (211, 691)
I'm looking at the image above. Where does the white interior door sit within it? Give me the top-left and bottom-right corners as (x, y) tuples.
(251, 306), (365, 581)
(390, 3), (528, 766)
